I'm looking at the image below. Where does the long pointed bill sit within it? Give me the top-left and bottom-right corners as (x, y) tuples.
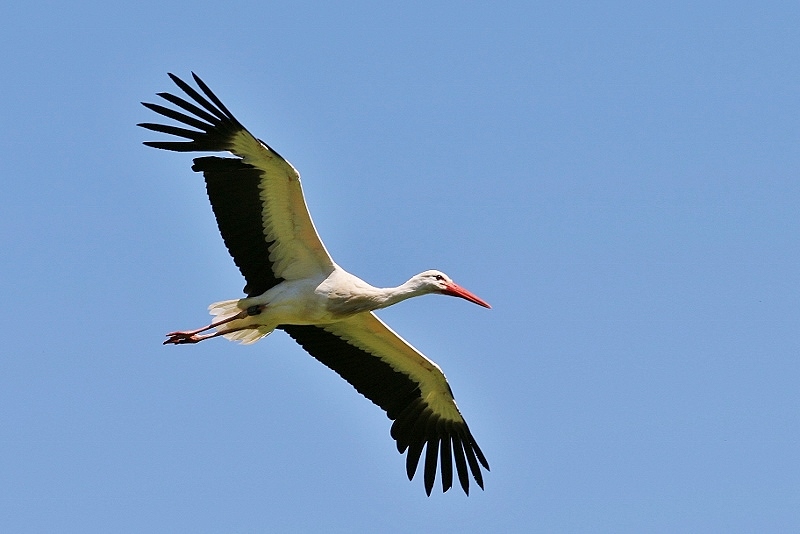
(442, 281), (492, 309)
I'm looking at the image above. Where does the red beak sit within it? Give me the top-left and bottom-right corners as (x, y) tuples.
(442, 281), (492, 309)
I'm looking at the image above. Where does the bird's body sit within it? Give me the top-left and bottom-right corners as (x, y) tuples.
(140, 73), (491, 495)
(206, 268), (479, 345)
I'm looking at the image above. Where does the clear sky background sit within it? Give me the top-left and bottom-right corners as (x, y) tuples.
(2, 1), (799, 532)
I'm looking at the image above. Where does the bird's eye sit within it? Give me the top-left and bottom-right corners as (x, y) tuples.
(434, 274), (445, 281)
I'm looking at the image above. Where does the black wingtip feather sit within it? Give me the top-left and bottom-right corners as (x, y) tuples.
(141, 102), (211, 131)
(472, 439), (491, 471)
(423, 437), (440, 496)
(405, 441), (424, 481)
(463, 439), (484, 490)
(138, 122), (203, 140)
(192, 72), (236, 119)
(451, 437), (470, 495)
(168, 72), (229, 122)
(440, 434), (453, 493)
(142, 140), (200, 152)
(155, 91), (222, 128)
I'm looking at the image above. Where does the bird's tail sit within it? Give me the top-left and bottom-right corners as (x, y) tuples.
(208, 299), (272, 345)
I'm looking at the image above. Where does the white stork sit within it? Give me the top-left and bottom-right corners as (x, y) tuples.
(139, 73), (491, 495)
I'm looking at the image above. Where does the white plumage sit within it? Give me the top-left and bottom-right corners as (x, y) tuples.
(139, 73), (491, 495)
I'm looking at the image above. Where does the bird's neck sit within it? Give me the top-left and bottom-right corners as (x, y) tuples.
(373, 279), (428, 309)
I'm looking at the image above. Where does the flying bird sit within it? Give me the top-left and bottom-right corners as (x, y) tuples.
(139, 73), (491, 495)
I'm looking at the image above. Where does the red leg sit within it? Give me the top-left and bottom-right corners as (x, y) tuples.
(163, 305), (265, 345)
(163, 324), (263, 345)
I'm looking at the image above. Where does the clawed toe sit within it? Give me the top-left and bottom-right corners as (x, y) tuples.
(164, 332), (203, 345)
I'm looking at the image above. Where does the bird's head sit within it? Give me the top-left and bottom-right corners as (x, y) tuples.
(413, 270), (492, 309)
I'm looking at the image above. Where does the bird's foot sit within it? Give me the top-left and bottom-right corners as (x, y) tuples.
(164, 331), (207, 345)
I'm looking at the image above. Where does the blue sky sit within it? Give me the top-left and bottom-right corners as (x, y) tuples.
(2, 1), (799, 532)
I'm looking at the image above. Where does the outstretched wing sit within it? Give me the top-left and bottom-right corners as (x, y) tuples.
(139, 73), (335, 297)
(281, 312), (489, 495)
